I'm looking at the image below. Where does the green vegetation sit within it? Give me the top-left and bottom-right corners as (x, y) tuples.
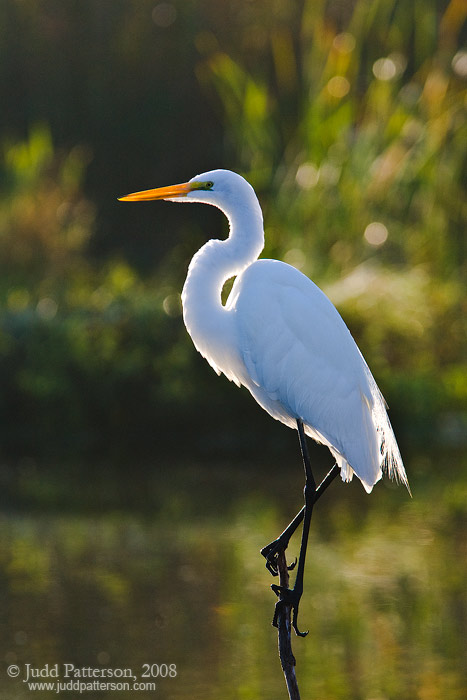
(0, 0), (465, 465)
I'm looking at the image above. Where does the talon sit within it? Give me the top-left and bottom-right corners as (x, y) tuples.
(261, 538), (290, 577)
(287, 557), (297, 572)
(261, 545), (279, 575)
(272, 598), (283, 628)
(292, 609), (309, 638)
(266, 560), (279, 576)
(270, 585), (309, 637)
(271, 583), (285, 598)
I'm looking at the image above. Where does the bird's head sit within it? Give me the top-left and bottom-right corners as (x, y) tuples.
(119, 169), (258, 216)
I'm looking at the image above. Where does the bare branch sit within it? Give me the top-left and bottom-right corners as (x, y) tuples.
(275, 551), (300, 700)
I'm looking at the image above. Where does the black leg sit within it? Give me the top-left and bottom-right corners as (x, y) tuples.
(261, 461), (339, 575)
(267, 420), (337, 636)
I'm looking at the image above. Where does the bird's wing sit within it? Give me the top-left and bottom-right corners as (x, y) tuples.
(231, 259), (399, 491)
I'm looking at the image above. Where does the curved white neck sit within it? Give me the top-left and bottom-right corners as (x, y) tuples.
(181, 197), (264, 375)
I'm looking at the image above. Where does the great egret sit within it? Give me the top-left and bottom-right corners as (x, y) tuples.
(119, 169), (409, 635)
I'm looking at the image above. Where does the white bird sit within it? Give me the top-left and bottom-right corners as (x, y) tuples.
(119, 168), (409, 635)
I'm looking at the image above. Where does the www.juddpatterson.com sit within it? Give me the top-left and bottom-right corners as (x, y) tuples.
(6, 663), (177, 693)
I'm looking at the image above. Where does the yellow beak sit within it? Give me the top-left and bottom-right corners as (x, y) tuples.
(118, 181), (192, 202)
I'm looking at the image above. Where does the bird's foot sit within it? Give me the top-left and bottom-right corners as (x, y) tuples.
(271, 584), (308, 637)
(261, 539), (296, 576)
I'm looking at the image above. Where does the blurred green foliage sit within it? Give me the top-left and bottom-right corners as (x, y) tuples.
(0, 0), (466, 465)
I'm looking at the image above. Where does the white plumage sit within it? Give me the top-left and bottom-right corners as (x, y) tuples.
(120, 168), (409, 494)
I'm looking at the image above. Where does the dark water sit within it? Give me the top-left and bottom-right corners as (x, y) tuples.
(1, 454), (466, 699)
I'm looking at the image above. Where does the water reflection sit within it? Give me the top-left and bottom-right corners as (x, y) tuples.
(1, 456), (466, 699)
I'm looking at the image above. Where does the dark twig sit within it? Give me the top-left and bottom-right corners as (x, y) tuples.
(275, 550), (300, 700)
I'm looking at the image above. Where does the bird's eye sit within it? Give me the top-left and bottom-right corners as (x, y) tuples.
(205, 181), (214, 190)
